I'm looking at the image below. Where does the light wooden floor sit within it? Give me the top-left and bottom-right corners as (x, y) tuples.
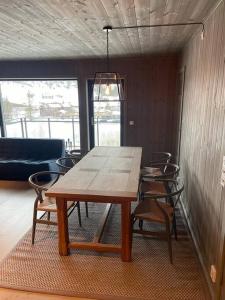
(0, 181), (94, 300)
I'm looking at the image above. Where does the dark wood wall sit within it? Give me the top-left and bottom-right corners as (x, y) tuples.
(180, 1), (225, 298)
(0, 54), (180, 163)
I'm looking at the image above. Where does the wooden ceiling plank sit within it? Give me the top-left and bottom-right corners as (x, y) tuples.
(109, 0), (136, 55)
(98, 0), (129, 56)
(35, 0), (103, 56)
(117, 0), (141, 54)
(163, 0), (184, 52)
(134, 0), (151, 54)
(0, 0), (218, 59)
(149, 0), (167, 53)
(0, 2), (87, 57)
(0, 0), (99, 58)
(171, 0), (206, 50)
(136, 0), (151, 53)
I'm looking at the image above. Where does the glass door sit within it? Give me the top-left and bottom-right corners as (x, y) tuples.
(88, 80), (123, 149)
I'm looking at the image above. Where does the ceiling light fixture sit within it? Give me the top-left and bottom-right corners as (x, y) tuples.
(92, 25), (124, 102)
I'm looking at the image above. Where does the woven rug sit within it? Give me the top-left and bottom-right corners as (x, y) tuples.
(0, 202), (209, 300)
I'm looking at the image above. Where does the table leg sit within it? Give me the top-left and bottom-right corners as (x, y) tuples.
(121, 202), (132, 262)
(56, 197), (70, 256)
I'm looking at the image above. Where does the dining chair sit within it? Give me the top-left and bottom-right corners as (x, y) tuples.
(56, 157), (75, 173)
(56, 157), (89, 217)
(140, 163), (180, 199)
(141, 152), (172, 176)
(29, 171), (82, 244)
(68, 149), (82, 156)
(149, 151), (172, 164)
(68, 149), (83, 164)
(132, 179), (184, 263)
(142, 161), (179, 178)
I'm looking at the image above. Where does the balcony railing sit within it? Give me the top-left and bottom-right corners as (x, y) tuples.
(4, 116), (121, 148)
(5, 117), (80, 150)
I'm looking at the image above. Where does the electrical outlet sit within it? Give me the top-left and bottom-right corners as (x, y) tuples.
(210, 265), (217, 283)
(221, 156), (225, 187)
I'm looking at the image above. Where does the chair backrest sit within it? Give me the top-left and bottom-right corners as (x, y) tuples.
(56, 157), (75, 173)
(28, 171), (64, 196)
(143, 162), (180, 180)
(67, 149), (82, 164)
(149, 152), (172, 164)
(68, 149), (82, 156)
(143, 178), (184, 208)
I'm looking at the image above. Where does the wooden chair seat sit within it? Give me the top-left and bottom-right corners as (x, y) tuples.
(37, 197), (74, 212)
(134, 199), (173, 224)
(141, 180), (167, 195)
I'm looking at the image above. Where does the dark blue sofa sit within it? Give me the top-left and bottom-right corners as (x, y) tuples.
(0, 138), (65, 180)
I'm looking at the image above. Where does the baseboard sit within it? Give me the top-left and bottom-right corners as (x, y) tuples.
(180, 199), (214, 299)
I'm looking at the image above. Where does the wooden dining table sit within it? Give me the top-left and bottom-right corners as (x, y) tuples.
(46, 146), (142, 262)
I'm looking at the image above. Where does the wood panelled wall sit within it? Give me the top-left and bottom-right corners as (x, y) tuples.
(180, 1), (225, 298)
(0, 55), (179, 164)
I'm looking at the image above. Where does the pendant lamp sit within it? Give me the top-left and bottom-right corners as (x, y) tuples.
(92, 26), (124, 102)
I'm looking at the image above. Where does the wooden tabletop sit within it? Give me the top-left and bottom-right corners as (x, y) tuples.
(46, 146), (142, 203)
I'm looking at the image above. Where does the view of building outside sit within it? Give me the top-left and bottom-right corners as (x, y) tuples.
(0, 80), (80, 149)
(93, 101), (121, 146)
(92, 83), (121, 147)
(0, 80), (122, 149)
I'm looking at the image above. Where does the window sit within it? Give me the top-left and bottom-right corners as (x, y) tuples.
(0, 80), (80, 149)
(88, 80), (123, 148)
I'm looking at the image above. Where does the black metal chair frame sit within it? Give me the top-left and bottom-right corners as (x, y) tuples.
(148, 151), (172, 164)
(56, 157), (75, 173)
(29, 171), (82, 244)
(140, 162), (180, 201)
(56, 157), (89, 218)
(132, 179), (184, 264)
(142, 162), (180, 180)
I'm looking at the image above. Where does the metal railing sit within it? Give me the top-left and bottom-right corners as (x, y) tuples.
(5, 117), (80, 149)
(5, 116), (120, 148)
(94, 116), (120, 146)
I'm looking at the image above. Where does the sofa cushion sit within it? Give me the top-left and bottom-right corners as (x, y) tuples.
(0, 159), (58, 181)
(0, 137), (65, 181)
(0, 138), (65, 160)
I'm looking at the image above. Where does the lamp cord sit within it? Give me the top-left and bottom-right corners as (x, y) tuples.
(106, 28), (109, 72)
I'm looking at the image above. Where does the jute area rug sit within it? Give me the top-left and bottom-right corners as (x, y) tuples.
(0, 202), (209, 300)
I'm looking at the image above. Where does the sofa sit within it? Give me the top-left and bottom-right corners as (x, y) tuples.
(0, 138), (65, 180)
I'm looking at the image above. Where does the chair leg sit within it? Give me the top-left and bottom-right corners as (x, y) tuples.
(47, 212), (51, 221)
(32, 208), (38, 245)
(166, 222), (173, 264)
(139, 219), (143, 230)
(173, 216), (178, 240)
(85, 202), (89, 218)
(77, 202), (82, 226)
(131, 214), (136, 226)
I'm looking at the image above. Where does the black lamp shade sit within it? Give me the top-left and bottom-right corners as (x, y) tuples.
(92, 72), (124, 101)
